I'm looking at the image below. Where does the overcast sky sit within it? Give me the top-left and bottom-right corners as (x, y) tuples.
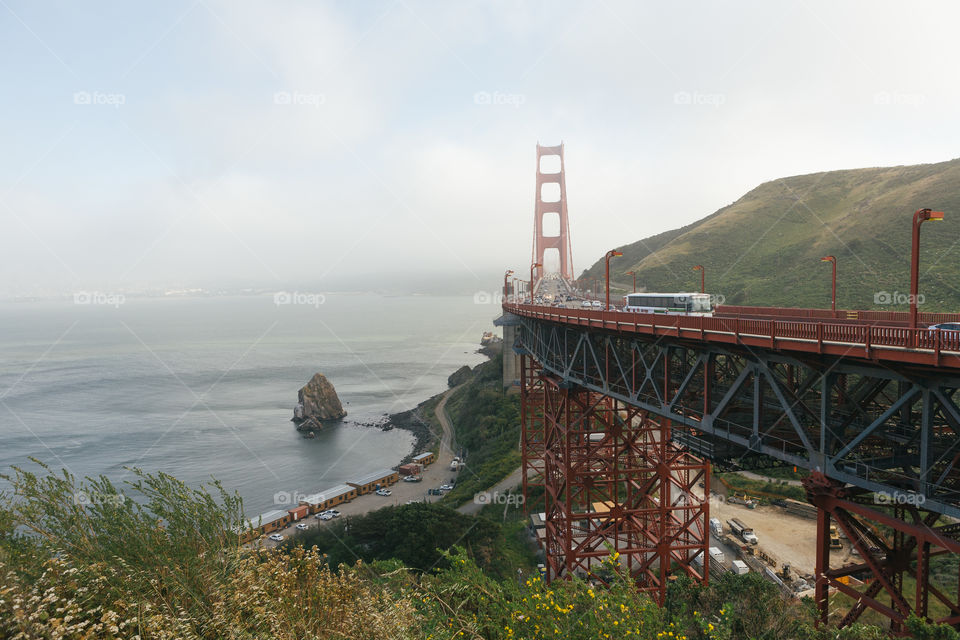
(2, 0), (960, 297)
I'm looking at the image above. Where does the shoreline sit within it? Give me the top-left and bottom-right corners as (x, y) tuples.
(259, 342), (500, 546)
(349, 342), (500, 465)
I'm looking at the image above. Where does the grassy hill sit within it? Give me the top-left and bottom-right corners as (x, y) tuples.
(581, 158), (960, 312)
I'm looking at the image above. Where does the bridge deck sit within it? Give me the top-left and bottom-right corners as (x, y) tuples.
(504, 303), (960, 370)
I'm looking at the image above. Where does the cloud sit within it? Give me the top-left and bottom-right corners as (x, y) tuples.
(3, 0), (960, 296)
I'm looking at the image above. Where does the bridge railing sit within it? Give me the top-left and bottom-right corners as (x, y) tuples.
(716, 304), (960, 326)
(503, 303), (960, 367)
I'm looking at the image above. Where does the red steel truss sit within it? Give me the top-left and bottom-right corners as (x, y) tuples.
(805, 472), (960, 634)
(523, 362), (709, 603)
(520, 353), (545, 503)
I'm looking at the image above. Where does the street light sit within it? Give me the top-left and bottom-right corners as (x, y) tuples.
(530, 262), (542, 302)
(692, 265), (705, 294)
(910, 208), (944, 329)
(503, 269), (514, 302)
(626, 270), (636, 293)
(605, 249), (623, 310)
(819, 256), (836, 312)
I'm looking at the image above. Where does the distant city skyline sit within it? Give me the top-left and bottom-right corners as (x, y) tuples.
(3, 1), (960, 298)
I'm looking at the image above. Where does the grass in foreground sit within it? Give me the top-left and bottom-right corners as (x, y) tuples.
(3, 462), (958, 639)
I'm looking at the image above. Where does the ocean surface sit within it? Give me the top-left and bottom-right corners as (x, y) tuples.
(0, 294), (496, 515)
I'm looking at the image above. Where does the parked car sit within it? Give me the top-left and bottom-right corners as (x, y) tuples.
(326, 509), (341, 517)
(439, 484), (454, 491)
(375, 488), (392, 496)
(316, 512), (333, 521)
(295, 523), (309, 531)
(268, 533), (284, 542)
(403, 475), (422, 482)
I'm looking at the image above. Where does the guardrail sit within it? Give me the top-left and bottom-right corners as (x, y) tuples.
(503, 303), (960, 369)
(716, 304), (960, 325)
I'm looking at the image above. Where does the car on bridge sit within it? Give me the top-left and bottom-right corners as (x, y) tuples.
(928, 323), (960, 333)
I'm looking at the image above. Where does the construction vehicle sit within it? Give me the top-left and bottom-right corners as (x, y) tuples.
(829, 525), (843, 550)
(777, 564), (793, 582)
(727, 518), (759, 544)
(727, 492), (757, 509)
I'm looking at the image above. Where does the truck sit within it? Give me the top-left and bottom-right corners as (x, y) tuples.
(727, 518), (759, 544)
(709, 517), (723, 538)
(731, 560), (749, 575)
(450, 456), (461, 471)
(829, 525), (842, 549)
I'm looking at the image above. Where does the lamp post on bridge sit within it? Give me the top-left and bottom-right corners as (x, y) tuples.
(910, 208), (944, 329)
(604, 249), (623, 310)
(503, 269), (514, 303)
(819, 256), (836, 312)
(692, 265), (704, 294)
(626, 270), (636, 293)
(530, 262), (542, 302)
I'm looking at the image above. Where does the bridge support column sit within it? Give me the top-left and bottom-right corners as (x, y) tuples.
(804, 472), (960, 634)
(520, 354), (545, 511)
(527, 365), (709, 601)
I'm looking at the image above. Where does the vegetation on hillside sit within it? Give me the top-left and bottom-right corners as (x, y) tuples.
(4, 462), (960, 638)
(715, 472), (806, 502)
(442, 352), (522, 508)
(582, 158), (960, 312)
(283, 502), (505, 575)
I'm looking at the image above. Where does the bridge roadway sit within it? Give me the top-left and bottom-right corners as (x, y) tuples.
(506, 302), (960, 369)
(503, 301), (960, 520)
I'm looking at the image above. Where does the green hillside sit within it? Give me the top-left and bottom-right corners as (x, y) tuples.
(582, 158), (960, 312)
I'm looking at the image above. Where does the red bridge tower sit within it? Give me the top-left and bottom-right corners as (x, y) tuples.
(532, 143), (574, 282)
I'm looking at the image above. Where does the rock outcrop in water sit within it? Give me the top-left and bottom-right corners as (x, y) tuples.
(293, 373), (346, 430)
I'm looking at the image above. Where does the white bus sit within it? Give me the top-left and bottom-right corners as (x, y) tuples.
(622, 292), (713, 315)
